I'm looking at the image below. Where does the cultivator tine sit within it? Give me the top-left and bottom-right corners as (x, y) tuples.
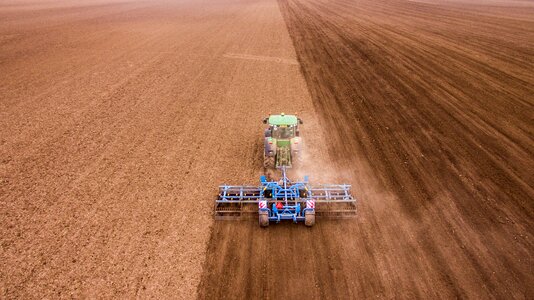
(215, 185), (263, 220)
(309, 184), (357, 219)
(315, 202), (357, 218)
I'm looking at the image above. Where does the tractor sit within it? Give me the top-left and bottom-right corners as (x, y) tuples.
(214, 114), (357, 227)
(263, 113), (303, 169)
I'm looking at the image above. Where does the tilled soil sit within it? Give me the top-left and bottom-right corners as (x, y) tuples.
(199, 0), (534, 298)
(1, 0), (533, 299)
(0, 0), (314, 298)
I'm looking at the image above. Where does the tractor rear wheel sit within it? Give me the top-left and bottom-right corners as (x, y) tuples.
(263, 153), (275, 169)
(259, 211), (269, 227)
(304, 210), (315, 227)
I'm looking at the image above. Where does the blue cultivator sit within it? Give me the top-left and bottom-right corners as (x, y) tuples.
(215, 167), (356, 227)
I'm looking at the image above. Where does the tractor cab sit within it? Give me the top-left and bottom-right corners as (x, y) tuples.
(263, 113), (303, 140)
(271, 124), (297, 140)
(263, 113), (303, 169)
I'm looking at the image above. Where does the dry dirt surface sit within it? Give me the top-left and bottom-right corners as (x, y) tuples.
(0, 0), (314, 298)
(199, 0), (534, 299)
(1, 0), (533, 299)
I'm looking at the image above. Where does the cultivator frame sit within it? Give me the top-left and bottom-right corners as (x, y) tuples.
(215, 167), (356, 226)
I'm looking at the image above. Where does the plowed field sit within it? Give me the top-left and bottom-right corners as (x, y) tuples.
(200, 0), (534, 298)
(0, 0), (314, 297)
(1, 0), (532, 299)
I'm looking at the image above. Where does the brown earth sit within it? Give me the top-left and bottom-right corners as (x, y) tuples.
(1, 0), (533, 299)
(199, 0), (534, 299)
(0, 0), (315, 298)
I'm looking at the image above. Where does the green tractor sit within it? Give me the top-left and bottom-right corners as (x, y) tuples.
(263, 113), (303, 169)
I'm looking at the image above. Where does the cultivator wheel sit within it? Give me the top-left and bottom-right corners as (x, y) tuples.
(259, 211), (269, 227)
(304, 210), (315, 227)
